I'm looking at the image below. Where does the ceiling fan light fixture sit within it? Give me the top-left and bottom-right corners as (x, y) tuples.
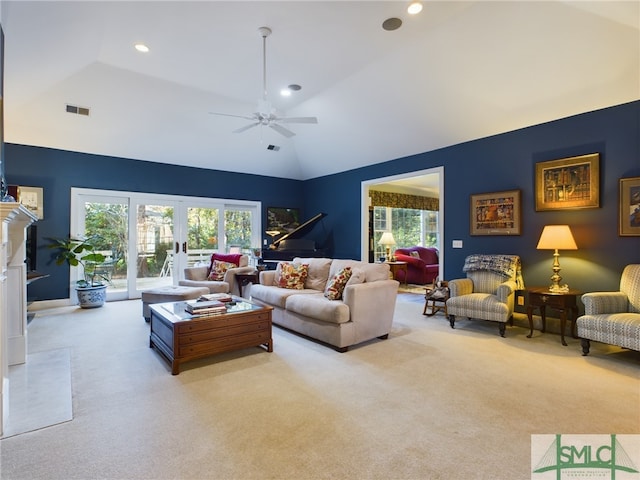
(407, 2), (423, 15)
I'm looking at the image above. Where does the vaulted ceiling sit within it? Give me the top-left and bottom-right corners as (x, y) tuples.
(2, 1), (638, 181)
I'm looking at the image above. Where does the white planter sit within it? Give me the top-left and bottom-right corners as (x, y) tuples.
(75, 285), (107, 308)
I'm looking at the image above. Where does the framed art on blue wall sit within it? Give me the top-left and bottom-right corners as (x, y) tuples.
(266, 207), (300, 234)
(470, 189), (521, 235)
(619, 176), (640, 236)
(535, 153), (600, 211)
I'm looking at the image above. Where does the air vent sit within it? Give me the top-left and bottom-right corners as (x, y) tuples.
(66, 104), (90, 116)
(267, 144), (280, 151)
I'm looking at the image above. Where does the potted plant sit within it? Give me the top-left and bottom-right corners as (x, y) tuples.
(48, 235), (110, 308)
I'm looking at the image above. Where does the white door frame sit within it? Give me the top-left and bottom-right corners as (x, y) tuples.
(360, 166), (444, 277)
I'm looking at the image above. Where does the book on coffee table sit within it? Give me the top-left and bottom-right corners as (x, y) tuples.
(197, 293), (233, 303)
(185, 300), (227, 314)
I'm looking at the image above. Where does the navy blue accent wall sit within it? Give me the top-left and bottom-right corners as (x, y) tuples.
(5, 144), (303, 300)
(6, 101), (640, 302)
(304, 101), (640, 295)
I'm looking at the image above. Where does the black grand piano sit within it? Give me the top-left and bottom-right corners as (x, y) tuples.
(261, 212), (327, 265)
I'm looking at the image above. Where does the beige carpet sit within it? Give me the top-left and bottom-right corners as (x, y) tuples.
(1, 294), (638, 480)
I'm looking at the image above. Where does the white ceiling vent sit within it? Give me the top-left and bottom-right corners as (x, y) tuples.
(66, 104), (90, 116)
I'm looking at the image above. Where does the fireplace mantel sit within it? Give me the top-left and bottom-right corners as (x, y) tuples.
(1, 202), (38, 435)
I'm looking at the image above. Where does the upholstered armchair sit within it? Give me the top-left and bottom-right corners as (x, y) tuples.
(577, 264), (640, 356)
(393, 246), (439, 285)
(179, 253), (255, 297)
(446, 254), (524, 337)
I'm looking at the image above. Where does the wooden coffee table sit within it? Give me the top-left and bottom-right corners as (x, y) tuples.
(149, 298), (273, 374)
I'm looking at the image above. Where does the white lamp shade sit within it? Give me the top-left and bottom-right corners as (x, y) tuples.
(536, 225), (578, 250)
(378, 232), (396, 246)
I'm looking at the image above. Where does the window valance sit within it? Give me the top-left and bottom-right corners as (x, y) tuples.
(369, 190), (438, 211)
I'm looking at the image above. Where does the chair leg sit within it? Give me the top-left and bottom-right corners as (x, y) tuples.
(449, 315), (456, 329)
(498, 322), (506, 337)
(580, 338), (591, 356)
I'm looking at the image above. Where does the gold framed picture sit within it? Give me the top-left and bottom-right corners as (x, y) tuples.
(17, 186), (44, 219)
(619, 176), (640, 236)
(470, 189), (521, 236)
(535, 153), (600, 211)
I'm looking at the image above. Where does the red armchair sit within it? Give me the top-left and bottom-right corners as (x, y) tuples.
(393, 246), (439, 285)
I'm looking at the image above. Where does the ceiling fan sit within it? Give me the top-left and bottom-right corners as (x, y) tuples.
(210, 26), (318, 138)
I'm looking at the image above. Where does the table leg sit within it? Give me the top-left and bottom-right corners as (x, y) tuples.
(560, 311), (568, 346)
(570, 306), (579, 338)
(526, 305), (534, 338)
(540, 305), (547, 333)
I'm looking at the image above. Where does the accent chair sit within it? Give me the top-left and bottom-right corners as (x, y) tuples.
(577, 264), (640, 356)
(393, 246), (439, 285)
(446, 254), (524, 337)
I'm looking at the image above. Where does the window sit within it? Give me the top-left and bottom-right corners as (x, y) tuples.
(374, 206), (439, 257)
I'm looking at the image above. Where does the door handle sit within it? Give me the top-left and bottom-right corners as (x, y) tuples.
(182, 242), (187, 253)
(175, 242), (179, 254)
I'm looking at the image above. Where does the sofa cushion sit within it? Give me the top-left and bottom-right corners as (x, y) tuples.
(277, 262), (309, 290)
(330, 260), (390, 283)
(346, 267), (365, 287)
(285, 293), (351, 324)
(325, 267), (352, 300)
(293, 257), (332, 291)
(208, 260), (236, 281)
(250, 284), (315, 309)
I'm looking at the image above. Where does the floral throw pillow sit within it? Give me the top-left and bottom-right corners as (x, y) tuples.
(207, 260), (236, 281)
(277, 262), (309, 290)
(324, 267), (352, 300)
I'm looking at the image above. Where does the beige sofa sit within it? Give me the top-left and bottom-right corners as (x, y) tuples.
(179, 254), (256, 297)
(249, 257), (399, 352)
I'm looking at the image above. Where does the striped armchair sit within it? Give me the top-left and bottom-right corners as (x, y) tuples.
(577, 264), (640, 356)
(446, 254), (523, 337)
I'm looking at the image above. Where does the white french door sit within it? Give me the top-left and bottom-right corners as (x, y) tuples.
(71, 188), (261, 301)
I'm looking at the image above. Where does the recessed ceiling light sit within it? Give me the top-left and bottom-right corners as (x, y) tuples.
(280, 84), (302, 96)
(134, 43), (149, 53)
(407, 2), (423, 15)
(382, 18), (402, 31)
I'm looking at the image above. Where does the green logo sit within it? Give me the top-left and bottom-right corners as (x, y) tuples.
(532, 434), (639, 479)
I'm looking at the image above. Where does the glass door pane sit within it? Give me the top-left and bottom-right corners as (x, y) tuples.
(74, 196), (129, 302)
(186, 206), (219, 267)
(133, 203), (176, 293)
(224, 208), (253, 255)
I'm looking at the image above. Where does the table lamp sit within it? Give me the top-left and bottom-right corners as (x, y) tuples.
(536, 225), (577, 293)
(378, 232), (396, 261)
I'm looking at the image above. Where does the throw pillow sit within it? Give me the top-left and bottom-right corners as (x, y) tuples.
(324, 267), (352, 300)
(277, 262), (309, 290)
(207, 260), (236, 281)
(410, 251), (420, 258)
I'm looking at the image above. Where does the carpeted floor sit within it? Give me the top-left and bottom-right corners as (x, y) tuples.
(1, 294), (638, 480)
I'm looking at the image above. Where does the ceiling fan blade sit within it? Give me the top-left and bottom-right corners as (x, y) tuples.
(210, 112), (255, 121)
(270, 123), (296, 138)
(233, 122), (260, 134)
(278, 117), (318, 124)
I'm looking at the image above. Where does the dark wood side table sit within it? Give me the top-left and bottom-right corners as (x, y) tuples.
(385, 261), (408, 286)
(526, 287), (581, 346)
(235, 272), (259, 298)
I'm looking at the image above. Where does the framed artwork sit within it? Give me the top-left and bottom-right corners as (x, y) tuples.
(15, 185), (44, 219)
(470, 189), (521, 236)
(535, 153), (600, 211)
(266, 207), (300, 234)
(619, 176), (640, 236)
